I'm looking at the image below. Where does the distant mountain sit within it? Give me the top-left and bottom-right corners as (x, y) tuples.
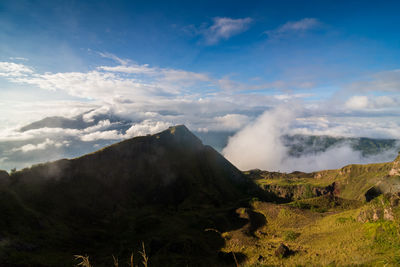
(283, 134), (399, 157)
(19, 111), (130, 132)
(20, 116), (91, 131)
(193, 131), (235, 152)
(5, 112), (398, 173)
(0, 125), (260, 266)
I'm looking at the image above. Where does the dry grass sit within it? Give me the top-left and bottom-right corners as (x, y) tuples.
(74, 255), (91, 267)
(112, 255), (118, 267)
(74, 242), (149, 267)
(139, 242), (149, 267)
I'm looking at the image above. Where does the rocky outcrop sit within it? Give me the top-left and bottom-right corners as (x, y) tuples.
(275, 243), (291, 258)
(261, 182), (337, 202)
(357, 193), (400, 222)
(389, 152), (400, 176)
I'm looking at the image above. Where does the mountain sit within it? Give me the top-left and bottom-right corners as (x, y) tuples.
(19, 111), (130, 132)
(5, 111), (399, 173)
(0, 125), (260, 266)
(1, 126), (400, 266)
(247, 152), (400, 202)
(282, 134), (399, 157)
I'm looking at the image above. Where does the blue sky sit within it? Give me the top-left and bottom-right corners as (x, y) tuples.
(1, 0), (400, 171)
(2, 1), (400, 77)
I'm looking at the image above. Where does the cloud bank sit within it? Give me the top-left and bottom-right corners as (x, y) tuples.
(223, 106), (399, 172)
(2, 54), (400, 172)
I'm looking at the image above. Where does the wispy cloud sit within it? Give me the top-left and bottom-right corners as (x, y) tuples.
(98, 51), (130, 65)
(9, 57), (29, 61)
(350, 69), (400, 92)
(265, 18), (321, 40)
(191, 17), (253, 45)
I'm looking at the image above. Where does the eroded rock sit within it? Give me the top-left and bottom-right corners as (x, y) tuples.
(275, 243), (291, 258)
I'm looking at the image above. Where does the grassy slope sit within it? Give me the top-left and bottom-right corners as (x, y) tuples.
(251, 156), (400, 201)
(231, 155), (400, 266)
(221, 200), (400, 266)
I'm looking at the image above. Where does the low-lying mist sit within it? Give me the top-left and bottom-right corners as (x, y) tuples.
(222, 106), (399, 172)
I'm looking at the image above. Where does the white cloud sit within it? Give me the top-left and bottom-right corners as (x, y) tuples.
(213, 114), (249, 131)
(80, 120), (171, 141)
(80, 130), (122, 142)
(222, 105), (400, 172)
(283, 143), (398, 172)
(124, 120), (171, 138)
(344, 95), (400, 110)
(202, 17), (253, 45)
(0, 62), (33, 77)
(223, 106), (294, 171)
(0, 119), (116, 143)
(82, 107), (111, 122)
(4, 60), (212, 104)
(14, 71), (161, 102)
(290, 116), (400, 139)
(265, 18), (320, 39)
(345, 95), (369, 110)
(11, 138), (64, 153)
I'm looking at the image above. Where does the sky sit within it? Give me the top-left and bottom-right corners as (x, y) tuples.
(1, 0), (400, 171)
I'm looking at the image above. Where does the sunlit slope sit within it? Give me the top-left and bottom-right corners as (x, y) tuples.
(248, 153), (400, 202)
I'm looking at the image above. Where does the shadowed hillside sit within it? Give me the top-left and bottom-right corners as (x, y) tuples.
(0, 125), (264, 266)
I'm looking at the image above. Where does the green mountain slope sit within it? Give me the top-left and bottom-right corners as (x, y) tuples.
(248, 153), (400, 202)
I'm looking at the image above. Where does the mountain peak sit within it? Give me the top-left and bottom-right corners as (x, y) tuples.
(153, 124), (203, 148)
(167, 124), (189, 134)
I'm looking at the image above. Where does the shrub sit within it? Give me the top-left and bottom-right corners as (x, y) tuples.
(284, 230), (300, 241)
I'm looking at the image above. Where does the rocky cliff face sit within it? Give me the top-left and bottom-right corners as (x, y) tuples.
(389, 152), (400, 176)
(357, 192), (400, 222)
(260, 182), (337, 202)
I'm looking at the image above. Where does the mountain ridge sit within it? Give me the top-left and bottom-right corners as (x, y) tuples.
(1, 126), (400, 266)
(0, 125), (260, 266)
